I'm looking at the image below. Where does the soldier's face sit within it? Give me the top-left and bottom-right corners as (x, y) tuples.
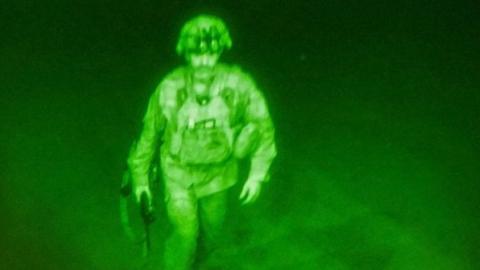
(188, 53), (220, 72)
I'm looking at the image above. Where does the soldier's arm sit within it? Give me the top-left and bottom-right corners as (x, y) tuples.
(238, 71), (277, 184)
(128, 84), (166, 201)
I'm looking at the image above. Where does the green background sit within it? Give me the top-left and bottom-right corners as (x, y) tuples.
(1, 0), (479, 269)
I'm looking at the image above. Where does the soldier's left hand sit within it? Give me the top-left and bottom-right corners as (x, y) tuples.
(239, 179), (262, 205)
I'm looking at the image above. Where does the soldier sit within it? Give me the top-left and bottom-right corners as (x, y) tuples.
(128, 14), (277, 269)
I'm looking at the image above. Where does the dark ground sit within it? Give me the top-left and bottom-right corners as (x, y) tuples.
(1, 0), (479, 269)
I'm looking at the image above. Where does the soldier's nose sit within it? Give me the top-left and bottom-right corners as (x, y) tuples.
(202, 56), (209, 65)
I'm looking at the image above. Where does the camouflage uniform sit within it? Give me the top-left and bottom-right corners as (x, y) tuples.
(128, 15), (276, 270)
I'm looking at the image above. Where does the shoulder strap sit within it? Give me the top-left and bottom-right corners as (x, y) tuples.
(162, 69), (188, 132)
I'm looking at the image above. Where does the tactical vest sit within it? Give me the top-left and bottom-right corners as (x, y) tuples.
(164, 69), (240, 165)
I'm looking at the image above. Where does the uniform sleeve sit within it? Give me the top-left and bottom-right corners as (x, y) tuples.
(239, 72), (277, 183)
(127, 85), (165, 188)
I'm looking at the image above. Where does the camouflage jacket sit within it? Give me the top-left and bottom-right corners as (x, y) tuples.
(128, 63), (277, 189)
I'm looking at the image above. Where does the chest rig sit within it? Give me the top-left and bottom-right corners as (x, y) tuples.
(166, 68), (240, 165)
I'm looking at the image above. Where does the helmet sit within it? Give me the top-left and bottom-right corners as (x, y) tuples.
(176, 15), (232, 57)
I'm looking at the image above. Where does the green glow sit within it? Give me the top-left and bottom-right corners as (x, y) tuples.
(3, 2), (478, 269)
(128, 14), (276, 269)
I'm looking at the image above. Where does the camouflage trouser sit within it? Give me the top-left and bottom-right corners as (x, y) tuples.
(160, 154), (238, 269)
(163, 183), (229, 270)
